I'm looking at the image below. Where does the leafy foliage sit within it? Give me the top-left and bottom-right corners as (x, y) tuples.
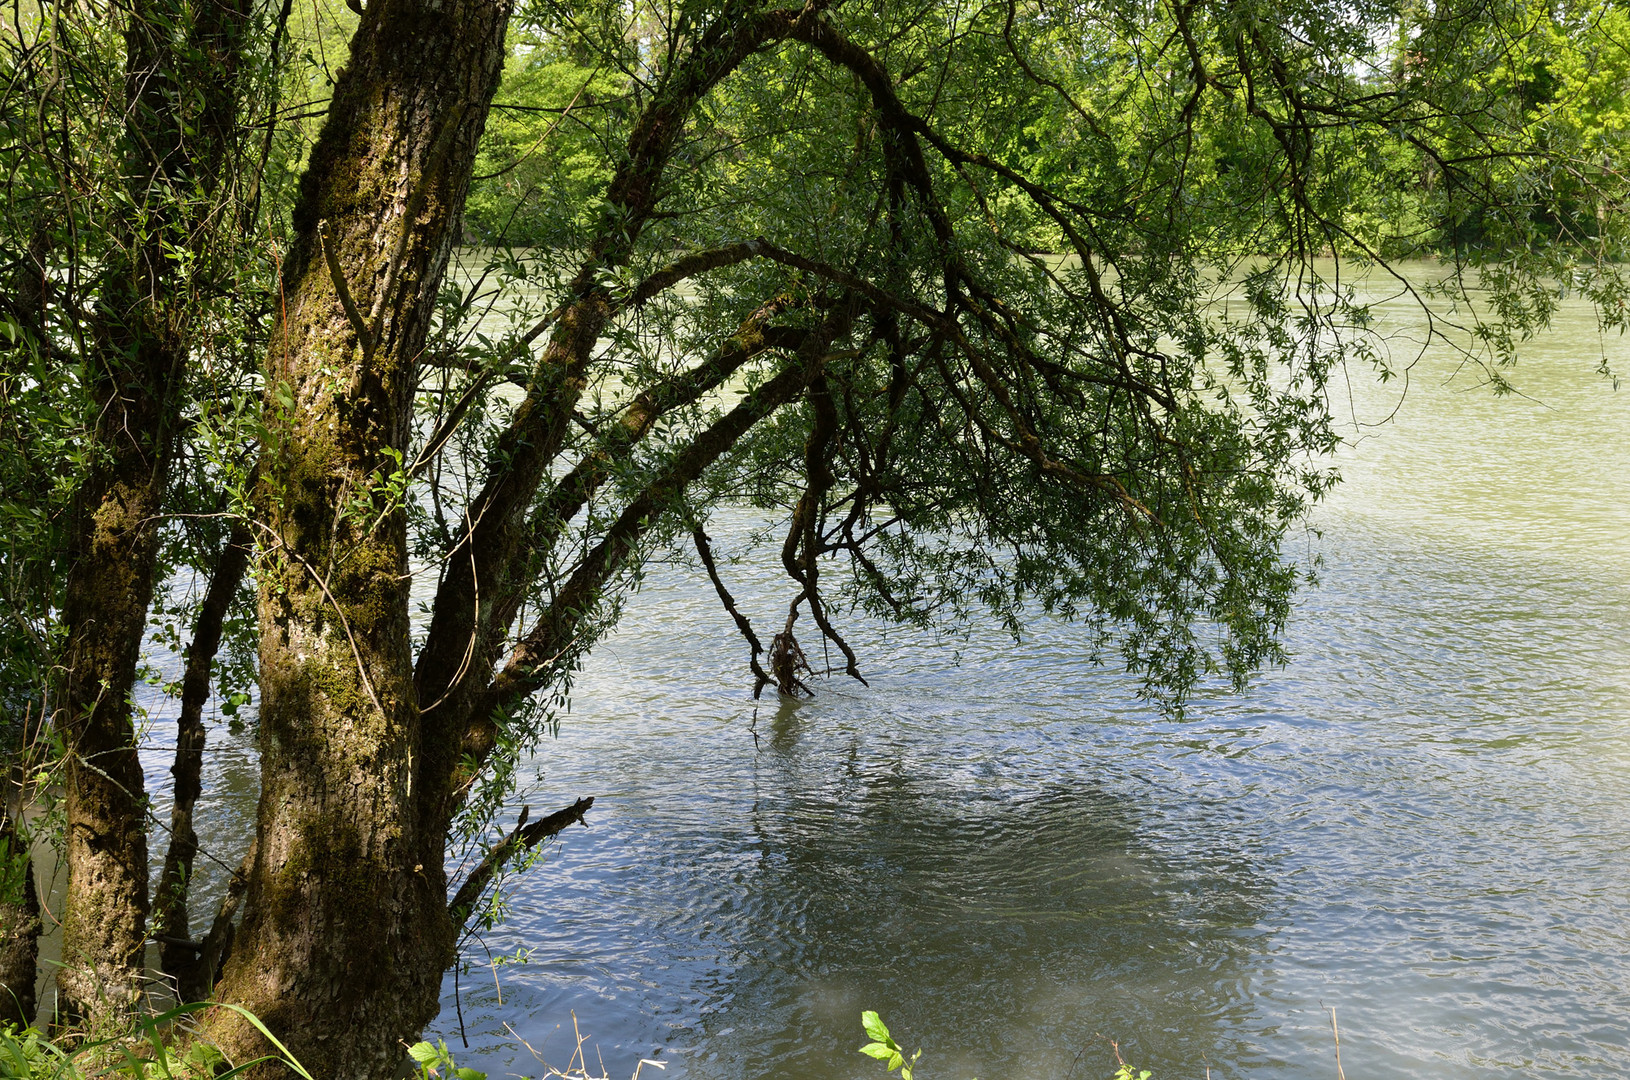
(408, 1039), (488, 1080)
(859, 1011), (922, 1080)
(0, 1004), (310, 1080)
(0, 0), (1623, 1059)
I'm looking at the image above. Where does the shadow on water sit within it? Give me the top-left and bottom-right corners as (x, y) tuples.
(676, 706), (1283, 1080)
(435, 669), (1286, 1080)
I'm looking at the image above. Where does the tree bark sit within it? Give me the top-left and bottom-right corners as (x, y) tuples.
(200, 0), (510, 1074)
(55, 3), (184, 1017)
(55, 302), (168, 1025)
(0, 222), (50, 1029)
(0, 804), (39, 1030)
(56, 0), (252, 1025)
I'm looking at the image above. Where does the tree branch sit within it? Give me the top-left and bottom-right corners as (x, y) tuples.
(318, 221), (374, 357)
(456, 307), (856, 784)
(693, 527), (772, 697)
(155, 520), (252, 999)
(448, 797), (594, 933)
(413, 4), (815, 811)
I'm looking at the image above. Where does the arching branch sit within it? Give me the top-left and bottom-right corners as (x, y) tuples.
(455, 305), (858, 791)
(414, 4), (818, 796)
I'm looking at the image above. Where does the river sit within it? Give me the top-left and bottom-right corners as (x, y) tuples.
(130, 266), (1628, 1079)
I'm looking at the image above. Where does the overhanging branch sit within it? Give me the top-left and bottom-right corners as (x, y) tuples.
(448, 797), (594, 933)
(693, 526), (772, 697)
(457, 307), (858, 779)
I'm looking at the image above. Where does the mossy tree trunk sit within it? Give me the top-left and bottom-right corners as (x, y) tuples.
(56, 0), (250, 1025)
(198, 0), (510, 1074)
(55, 0), (190, 1022)
(0, 803), (39, 1029)
(0, 226), (50, 1029)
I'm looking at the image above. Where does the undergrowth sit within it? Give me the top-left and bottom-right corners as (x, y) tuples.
(0, 1005), (1149, 1080)
(0, 1003), (310, 1080)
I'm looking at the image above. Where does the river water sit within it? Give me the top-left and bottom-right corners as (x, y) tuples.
(133, 269), (1628, 1079)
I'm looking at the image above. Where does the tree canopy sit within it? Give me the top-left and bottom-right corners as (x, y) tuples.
(0, 0), (1623, 1072)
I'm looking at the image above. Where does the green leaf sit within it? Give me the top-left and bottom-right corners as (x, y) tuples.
(407, 1042), (442, 1066)
(861, 1011), (890, 1043)
(453, 1067), (487, 1080)
(859, 1043), (894, 1060)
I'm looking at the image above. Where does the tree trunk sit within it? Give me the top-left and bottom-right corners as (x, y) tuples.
(55, 11), (178, 999)
(0, 220), (51, 1028)
(56, 0), (251, 1025)
(0, 804), (39, 1030)
(56, 4), (182, 1015)
(55, 317), (167, 1025)
(154, 523), (252, 1002)
(201, 0), (510, 1074)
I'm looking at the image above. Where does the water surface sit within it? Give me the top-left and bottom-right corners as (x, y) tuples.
(134, 268), (1629, 1079)
(421, 276), (1629, 1079)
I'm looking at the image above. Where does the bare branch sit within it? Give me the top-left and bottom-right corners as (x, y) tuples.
(448, 797), (594, 933)
(319, 221), (374, 357)
(693, 527), (772, 697)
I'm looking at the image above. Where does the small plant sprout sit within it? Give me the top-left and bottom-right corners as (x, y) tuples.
(1106, 1036), (1152, 1080)
(859, 1012), (922, 1080)
(407, 1039), (487, 1080)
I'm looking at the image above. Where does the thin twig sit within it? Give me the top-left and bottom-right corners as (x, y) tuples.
(1328, 1005), (1346, 1080)
(692, 527), (771, 696)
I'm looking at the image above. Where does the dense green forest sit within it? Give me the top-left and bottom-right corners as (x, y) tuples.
(0, 0), (1624, 1074)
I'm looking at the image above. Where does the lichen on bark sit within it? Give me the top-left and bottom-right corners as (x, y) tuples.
(197, 0), (513, 1074)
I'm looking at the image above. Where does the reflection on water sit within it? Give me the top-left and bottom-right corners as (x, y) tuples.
(429, 648), (1286, 1080)
(668, 750), (1277, 1079)
(132, 269), (1628, 1078)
